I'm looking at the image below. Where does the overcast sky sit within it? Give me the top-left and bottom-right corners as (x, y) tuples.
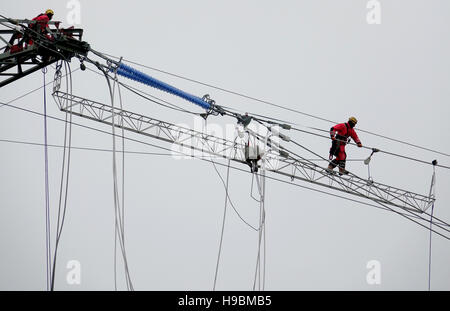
(1, 0), (449, 290)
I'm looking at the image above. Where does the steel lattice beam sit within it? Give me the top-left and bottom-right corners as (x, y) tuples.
(52, 91), (435, 213)
(52, 91), (248, 163)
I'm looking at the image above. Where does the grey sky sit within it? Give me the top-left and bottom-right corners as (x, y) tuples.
(1, 1), (449, 290)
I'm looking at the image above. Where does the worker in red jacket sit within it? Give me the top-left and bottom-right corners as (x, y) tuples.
(10, 9), (54, 48)
(31, 9), (54, 34)
(5, 9), (54, 52)
(327, 116), (362, 175)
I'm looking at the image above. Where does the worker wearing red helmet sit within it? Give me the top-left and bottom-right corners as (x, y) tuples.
(327, 116), (363, 175)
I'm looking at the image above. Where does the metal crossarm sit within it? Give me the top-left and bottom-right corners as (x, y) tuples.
(0, 18), (88, 88)
(272, 156), (434, 212)
(52, 91), (247, 163)
(52, 91), (435, 213)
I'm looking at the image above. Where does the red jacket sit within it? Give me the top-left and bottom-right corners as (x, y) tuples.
(31, 14), (50, 32)
(330, 123), (361, 145)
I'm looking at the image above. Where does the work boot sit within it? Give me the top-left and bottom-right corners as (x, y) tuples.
(339, 168), (349, 175)
(326, 165), (334, 174)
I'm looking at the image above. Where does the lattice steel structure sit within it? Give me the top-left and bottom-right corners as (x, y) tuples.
(52, 90), (436, 214)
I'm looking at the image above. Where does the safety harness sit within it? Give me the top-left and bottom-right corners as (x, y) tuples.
(329, 123), (351, 159)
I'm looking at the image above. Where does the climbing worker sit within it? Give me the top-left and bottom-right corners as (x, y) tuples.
(30, 9), (54, 35)
(7, 9), (56, 52)
(26, 9), (55, 46)
(327, 116), (363, 175)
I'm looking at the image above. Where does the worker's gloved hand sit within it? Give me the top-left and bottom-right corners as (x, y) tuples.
(357, 142), (363, 148)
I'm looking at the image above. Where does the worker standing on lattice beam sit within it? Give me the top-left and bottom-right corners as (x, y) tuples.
(327, 116), (363, 175)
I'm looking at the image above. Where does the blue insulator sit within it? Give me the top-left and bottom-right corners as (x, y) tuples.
(116, 63), (211, 110)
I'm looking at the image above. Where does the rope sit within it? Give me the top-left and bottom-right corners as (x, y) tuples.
(42, 68), (51, 291)
(102, 66), (134, 291)
(115, 72), (134, 291)
(213, 159), (231, 291)
(111, 75), (119, 291)
(50, 61), (73, 291)
(253, 170), (267, 291)
(428, 202), (435, 291)
(203, 126), (259, 231)
(117, 74), (134, 291)
(427, 164), (437, 291)
(250, 173), (261, 202)
(118, 75), (129, 290)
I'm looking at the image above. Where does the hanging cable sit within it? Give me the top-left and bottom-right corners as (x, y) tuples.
(50, 61), (74, 291)
(250, 173), (261, 203)
(213, 159), (231, 291)
(42, 67), (52, 291)
(111, 70), (121, 291)
(253, 148), (267, 291)
(428, 201), (435, 291)
(101, 64), (134, 291)
(204, 128), (258, 231)
(111, 75), (120, 291)
(428, 161), (437, 291)
(114, 70), (134, 291)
